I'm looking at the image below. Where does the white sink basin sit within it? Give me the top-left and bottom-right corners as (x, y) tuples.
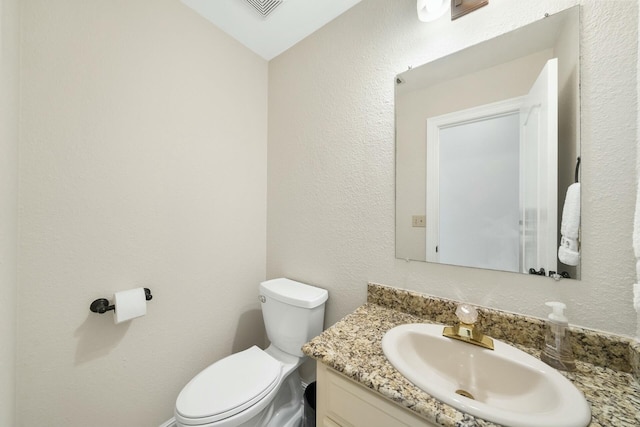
(382, 323), (591, 427)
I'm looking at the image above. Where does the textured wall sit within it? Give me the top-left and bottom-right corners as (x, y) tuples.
(0, 0), (19, 424)
(637, 0), (640, 340)
(268, 0), (639, 337)
(18, 1), (268, 426)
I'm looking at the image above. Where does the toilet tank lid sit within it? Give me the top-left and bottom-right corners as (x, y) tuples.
(260, 278), (328, 308)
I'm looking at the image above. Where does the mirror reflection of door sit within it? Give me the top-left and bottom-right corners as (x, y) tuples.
(426, 58), (558, 273)
(520, 58), (558, 275)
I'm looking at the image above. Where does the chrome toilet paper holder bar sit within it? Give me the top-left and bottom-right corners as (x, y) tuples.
(90, 288), (153, 314)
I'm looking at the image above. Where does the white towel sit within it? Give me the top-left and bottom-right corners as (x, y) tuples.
(635, 182), (640, 258)
(559, 245), (579, 266)
(635, 158), (640, 327)
(561, 183), (580, 239)
(558, 183), (580, 266)
(635, 284), (640, 339)
(635, 174), (640, 329)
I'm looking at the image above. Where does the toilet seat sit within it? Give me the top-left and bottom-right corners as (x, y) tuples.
(175, 346), (282, 426)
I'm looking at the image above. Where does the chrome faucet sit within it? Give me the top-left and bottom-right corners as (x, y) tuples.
(442, 304), (494, 350)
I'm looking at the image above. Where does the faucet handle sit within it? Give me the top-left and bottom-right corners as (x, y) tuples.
(455, 304), (478, 324)
(444, 303), (494, 350)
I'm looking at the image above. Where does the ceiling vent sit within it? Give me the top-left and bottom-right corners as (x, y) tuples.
(243, 0), (284, 18)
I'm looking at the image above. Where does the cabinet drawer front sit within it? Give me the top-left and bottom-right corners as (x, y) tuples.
(324, 368), (432, 427)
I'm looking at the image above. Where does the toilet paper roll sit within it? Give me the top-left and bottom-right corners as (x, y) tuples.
(113, 287), (147, 324)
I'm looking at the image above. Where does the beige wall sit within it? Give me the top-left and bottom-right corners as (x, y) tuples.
(268, 0), (639, 337)
(0, 0), (19, 424)
(8, 0), (639, 426)
(637, 1), (640, 340)
(18, 1), (268, 426)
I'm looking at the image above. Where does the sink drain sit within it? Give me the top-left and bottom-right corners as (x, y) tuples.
(455, 389), (475, 400)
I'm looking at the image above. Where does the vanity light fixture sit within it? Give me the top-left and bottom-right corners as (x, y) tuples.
(417, 0), (450, 22)
(451, 0), (488, 20)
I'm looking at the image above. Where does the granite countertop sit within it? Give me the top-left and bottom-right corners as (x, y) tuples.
(302, 284), (640, 427)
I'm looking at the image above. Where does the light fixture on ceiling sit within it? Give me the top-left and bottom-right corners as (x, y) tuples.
(417, 0), (450, 22)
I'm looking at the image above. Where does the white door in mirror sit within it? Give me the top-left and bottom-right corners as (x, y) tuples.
(520, 58), (559, 275)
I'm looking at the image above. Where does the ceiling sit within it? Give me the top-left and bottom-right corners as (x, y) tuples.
(180, 0), (363, 61)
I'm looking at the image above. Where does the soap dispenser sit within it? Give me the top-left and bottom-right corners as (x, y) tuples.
(540, 302), (576, 371)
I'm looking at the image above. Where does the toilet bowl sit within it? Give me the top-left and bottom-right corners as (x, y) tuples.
(162, 278), (328, 427)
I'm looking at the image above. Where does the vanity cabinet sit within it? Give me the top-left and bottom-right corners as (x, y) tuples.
(316, 363), (438, 427)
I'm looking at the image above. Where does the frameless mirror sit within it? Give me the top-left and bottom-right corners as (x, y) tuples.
(395, 6), (580, 279)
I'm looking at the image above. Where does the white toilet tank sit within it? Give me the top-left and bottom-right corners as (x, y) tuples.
(259, 278), (328, 357)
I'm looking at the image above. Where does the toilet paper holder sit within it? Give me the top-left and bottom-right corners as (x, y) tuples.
(90, 288), (153, 314)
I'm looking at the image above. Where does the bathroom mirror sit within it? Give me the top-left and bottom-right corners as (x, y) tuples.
(395, 6), (580, 279)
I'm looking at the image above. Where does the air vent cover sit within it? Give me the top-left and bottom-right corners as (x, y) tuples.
(243, 0), (284, 18)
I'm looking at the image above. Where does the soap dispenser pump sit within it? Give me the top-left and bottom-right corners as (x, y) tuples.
(540, 302), (576, 371)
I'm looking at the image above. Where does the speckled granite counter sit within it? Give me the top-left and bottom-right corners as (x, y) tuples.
(302, 283), (640, 427)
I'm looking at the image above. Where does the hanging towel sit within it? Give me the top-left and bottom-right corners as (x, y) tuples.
(558, 244), (579, 266)
(634, 179), (640, 260)
(634, 159), (640, 337)
(635, 283), (640, 340)
(558, 183), (580, 266)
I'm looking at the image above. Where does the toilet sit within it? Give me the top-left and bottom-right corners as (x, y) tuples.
(161, 278), (328, 427)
